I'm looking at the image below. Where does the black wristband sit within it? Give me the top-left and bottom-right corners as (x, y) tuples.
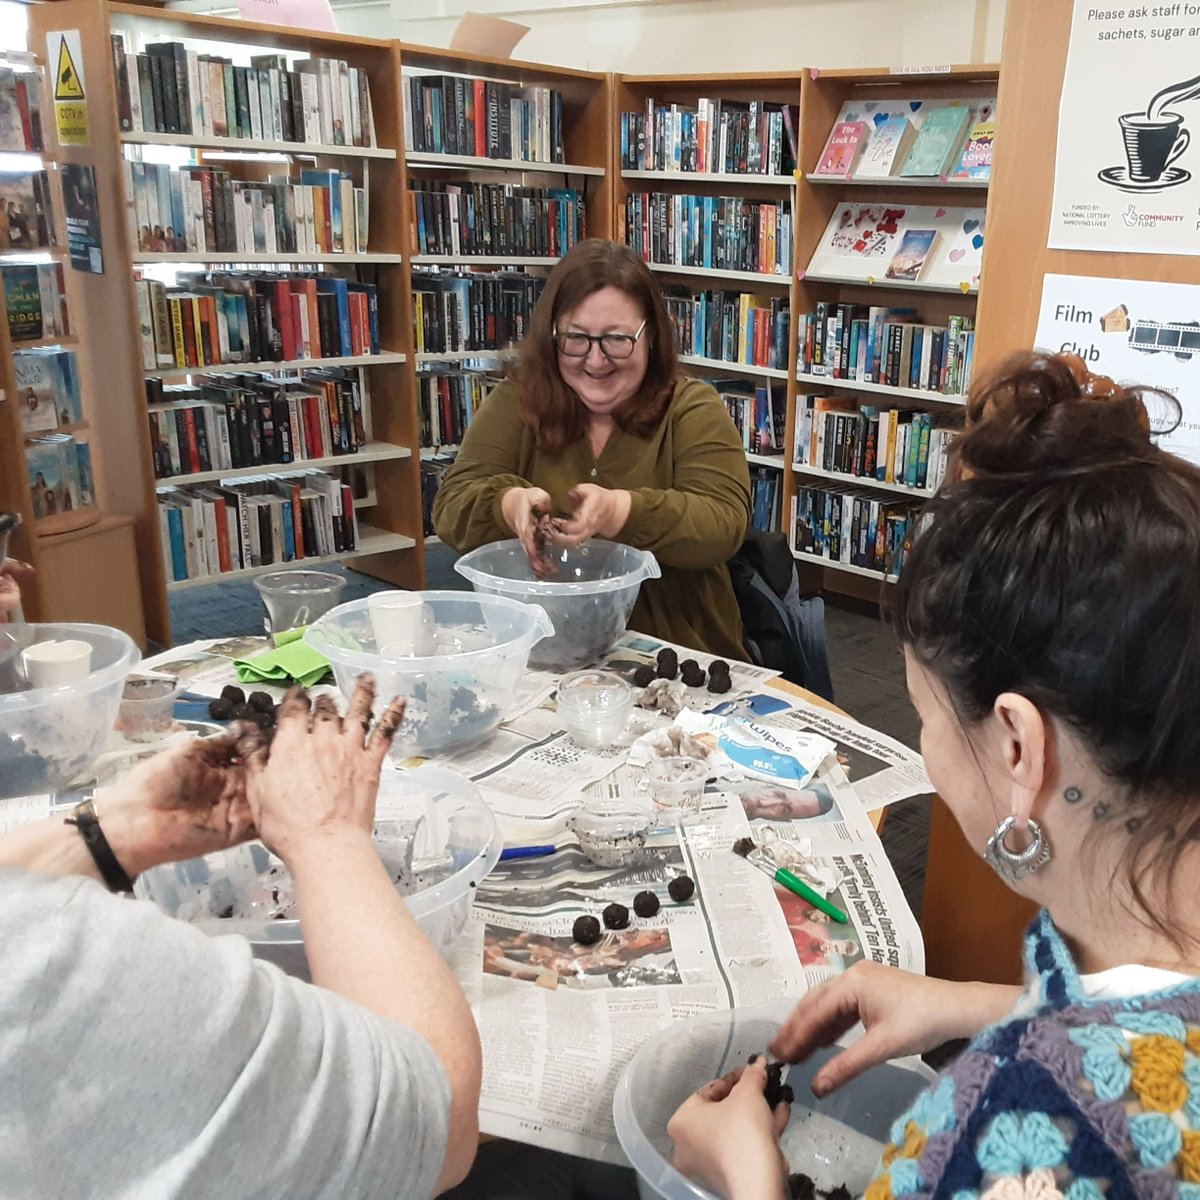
(65, 799), (136, 894)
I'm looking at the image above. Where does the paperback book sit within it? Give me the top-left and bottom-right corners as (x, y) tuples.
(949, 121), (995, 181)
(0, 169), (53, 250)
(885, 229), (938, 281)
(853, 116), (917, 179)
(900, 105), (972, 178)
(813, 120), (868, 178)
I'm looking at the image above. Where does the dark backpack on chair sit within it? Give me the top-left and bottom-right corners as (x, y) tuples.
(727, 530), (835, 702)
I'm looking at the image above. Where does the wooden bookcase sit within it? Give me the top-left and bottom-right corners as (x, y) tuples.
(0, 29), (147, 642)
(27, 0), (423, 646)
(786, 64), (999, 603)
(400, 45), (609, 475)
(613, 72), (801, 510)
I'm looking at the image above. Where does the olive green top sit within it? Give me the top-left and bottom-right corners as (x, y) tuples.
(432, 376), (752, 659)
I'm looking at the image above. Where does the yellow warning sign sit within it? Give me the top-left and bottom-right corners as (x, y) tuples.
(48, 31), (88, 145)
(54, 37), (84, 101)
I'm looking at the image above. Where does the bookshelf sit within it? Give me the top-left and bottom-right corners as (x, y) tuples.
(0, 30), (148, 641)
(785, 63), (1000, 600)
(614, 73), (802, 534)
(22, 0), (432, 646)
(400, 46), (609, 482)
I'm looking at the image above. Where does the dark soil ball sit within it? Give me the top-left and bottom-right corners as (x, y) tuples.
(573, 915), (601, 945)
(655, 648), (679, 680)
(231, 703), (257, 722)
(632, 664), (657, 688)
(788, 1174), (817, 1200)
(221, 685), (246, 704)
(706, 673), (732, 694)
(207, 697), (235, 721)
(633, 890), (660, 918)
(667, 875), (695, 903)
(247, 691), (275, 713)
(763, 1060), (794, 1108)
(602, 902), (630, 930)
(679, 660), (706, 687)
(251, 711), (273, 730)
(707, 660), (730, 678)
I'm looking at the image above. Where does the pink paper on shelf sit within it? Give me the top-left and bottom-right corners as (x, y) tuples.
(237, 0), (337, 32)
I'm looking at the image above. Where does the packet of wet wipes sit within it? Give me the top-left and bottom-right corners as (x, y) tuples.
(674, 709), (836, 788)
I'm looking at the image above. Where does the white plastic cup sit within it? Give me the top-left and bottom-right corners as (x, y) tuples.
(22, 638), (93, 688)
(369, 592), (424, 657)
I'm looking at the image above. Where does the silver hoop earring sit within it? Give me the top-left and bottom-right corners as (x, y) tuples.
(984, 816), (1052, 883)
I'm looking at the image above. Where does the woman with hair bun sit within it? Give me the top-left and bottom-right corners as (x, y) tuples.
(432, 238), (751, 658)
(668, 351), (1200, 1200)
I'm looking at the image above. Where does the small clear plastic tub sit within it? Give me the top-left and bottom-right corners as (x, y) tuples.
(556, 670), (633, 748)
(569, 796), (658, 868)
(119, 673), (182, 743)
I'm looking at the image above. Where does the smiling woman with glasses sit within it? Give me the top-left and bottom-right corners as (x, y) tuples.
(432, 238), (752, 659)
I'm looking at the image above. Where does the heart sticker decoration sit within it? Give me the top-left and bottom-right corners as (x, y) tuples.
(935, 208), (947, 218)
(874, 112), (889, 127)
(949, 248), (966, 262)
(909, 101), (923, 112)
(845, 111), (860, 121)
(971, 233), (984, 249)
(962, 218), (981, 234)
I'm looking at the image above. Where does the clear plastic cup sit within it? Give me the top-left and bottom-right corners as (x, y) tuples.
(646, 756), (709, 819)
(254, 570), (346, 644)
(569, 797), (657, 867)
(556, 670), (633, 748)
(119, 673), (182, 743)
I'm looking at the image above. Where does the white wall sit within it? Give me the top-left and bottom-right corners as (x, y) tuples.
(328, 0), (1008, 74)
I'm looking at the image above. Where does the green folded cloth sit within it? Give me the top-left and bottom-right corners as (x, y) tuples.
(233, 626), (331, 688)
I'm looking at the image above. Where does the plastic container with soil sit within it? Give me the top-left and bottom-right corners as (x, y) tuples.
(136, 767), (500, 977)
(613, 999), (936, 1200)
(454, 539), (660, 670)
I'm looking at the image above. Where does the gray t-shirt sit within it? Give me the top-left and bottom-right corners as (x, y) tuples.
(0, 866), (451, 1199)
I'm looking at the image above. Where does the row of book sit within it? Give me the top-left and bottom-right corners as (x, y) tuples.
(3, 262), (70, 342)
(794, 396), (955, 492)
(27, 435), (94, 518)
(0, 169), (54, 251)
(405, 74), (566, 164)
(146, 367), (368, 480)
(792, 487), (917, 577)
(619, 100), (798, 177)
(750, 468), (783, 534)
(815, 106), (993, 181)
(111, 38), (377, 148)
(0, 63), (44, 152)
(125, 162), (368, 257)
(411, 268), (543, 355)
(666, 287), (790, 370)
(417, 368), (500, 449)
(621, 192), (792, 277)
(135, 272), (380, 372)
(796, 305), (976, 396)
(408, 181), (583, 259)
(710, 378), (786, 455)
(157, 472), (360, 583)
(14, 346), (82, 435)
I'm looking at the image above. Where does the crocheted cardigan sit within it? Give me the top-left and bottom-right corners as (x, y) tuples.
(863, 911), (1200, 1200)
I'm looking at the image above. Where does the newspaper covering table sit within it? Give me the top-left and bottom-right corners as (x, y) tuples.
(1, 630), (931, 1165)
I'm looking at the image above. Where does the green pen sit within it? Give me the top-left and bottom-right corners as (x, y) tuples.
(733, 838), (849, 924)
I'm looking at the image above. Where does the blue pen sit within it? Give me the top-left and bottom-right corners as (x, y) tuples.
(499, 845), (557, 862)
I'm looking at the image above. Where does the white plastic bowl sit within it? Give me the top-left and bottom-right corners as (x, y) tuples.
(0, 623), (140, 800)
(455, 539), (660, 670)
(137, 767), (500, 977)
(613, 999), (936, 1200)
(304, 591), (553, 755)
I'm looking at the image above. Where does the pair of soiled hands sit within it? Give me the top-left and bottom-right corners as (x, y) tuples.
(99, 676), (406, 879)
(502, 484), (631, 579)
(0, 558), (33, 618)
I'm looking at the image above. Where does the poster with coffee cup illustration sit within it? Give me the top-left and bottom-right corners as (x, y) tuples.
(1049, 3), (1200, 253)
(1035, 273), (1200, 465)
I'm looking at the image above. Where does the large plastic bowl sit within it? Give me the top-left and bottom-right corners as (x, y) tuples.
(614, 999), (936, 1200)
(0, 623), (140, 800)
(136, 766), (500, 978)
(455, 539), (660, 670)
(305, 591), (553, 755)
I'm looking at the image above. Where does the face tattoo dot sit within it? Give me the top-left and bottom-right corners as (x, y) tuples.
(1093, 802), (1111, 820)
(1064, 786), (1082, 804)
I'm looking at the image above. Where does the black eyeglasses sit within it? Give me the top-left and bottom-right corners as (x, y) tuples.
(553, 320), (647, 360)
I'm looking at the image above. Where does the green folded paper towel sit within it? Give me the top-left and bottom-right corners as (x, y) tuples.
(234, 626), (331, 688)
